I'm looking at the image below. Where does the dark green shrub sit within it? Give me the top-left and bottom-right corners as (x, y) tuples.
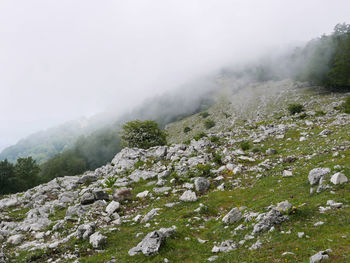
(184, 127), (191, 133)
(200, 111), (210, 118)
(209, 136), (220, 143)
(298, 113), (307, 119)
(240, 141), (251, 151)
(212, 152), (223, 165)
(287, 104), (304, 115)
(204, 120), (215, 129)
(194, 132), (207, 141)
(121, 120), (167, 149)
(315, 110), (326, 116)
(343, 96), (350, 114)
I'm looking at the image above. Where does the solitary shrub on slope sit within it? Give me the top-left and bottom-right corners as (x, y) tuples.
(121, 120), (167, 149)
(204, 119), (216, 129)
(287, 103), (304, 115)
(184, 127), (191, 133)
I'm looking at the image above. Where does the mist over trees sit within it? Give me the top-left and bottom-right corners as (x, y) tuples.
(1, 23), (350, 195)
(295, 23), (350, 88)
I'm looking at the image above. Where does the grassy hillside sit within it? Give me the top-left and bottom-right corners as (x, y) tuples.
(1, 80), (349, 262)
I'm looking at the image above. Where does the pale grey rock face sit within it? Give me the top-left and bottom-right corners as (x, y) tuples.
(80, 192), (95, 205)
(212, 240), (237, 253)
(179, 190), (197, 202)
(194, 177), (210, 193)
(128, 232), (164, 256)
(309, 249), (331, 263)
(93, 190), (109, 201)
(7, 234), (24, 245)
(319, 129), (331, 137)
(276, 200), (292, 212)
(153, 187), (171, 194)
(136, 190), (149, 198)
(77, 173), (98, 184)
(89, 231), (106, 248)
(76, 223), (96, 240)
(141, 208), (161, 223)
(65, 204), (88, 219)
(308, 168), (331, 185)
(106, 201), (120, 215)
(330, 172), (348, 185)
(129, 170), (157, 182)
(252, 209), (289, 235)
(222, 208), (242, 224)
(111, 148), (144, 171)
(128, 227), (176, 256)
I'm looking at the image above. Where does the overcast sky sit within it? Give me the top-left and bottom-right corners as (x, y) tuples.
(0, 0), (349, 150)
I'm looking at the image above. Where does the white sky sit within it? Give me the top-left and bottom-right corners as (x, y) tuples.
(0, 0), (349, 150)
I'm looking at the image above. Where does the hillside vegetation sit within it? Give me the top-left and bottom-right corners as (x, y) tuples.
(0, 80), (349, 262)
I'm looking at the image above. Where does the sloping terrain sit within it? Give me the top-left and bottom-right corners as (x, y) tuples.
(0, 80), (350, 263)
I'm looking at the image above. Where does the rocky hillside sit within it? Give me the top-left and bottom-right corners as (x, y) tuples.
(0, 80), (350, 263)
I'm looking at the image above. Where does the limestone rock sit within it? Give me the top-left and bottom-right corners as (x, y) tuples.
(179, 190), (197, 202)
(330, 172), (348, 185)
(308, 168), (330, 185)
(89, 231), (106, 248)
(310, 249), (331, 263)
(128, 227), (176, 256)
(222, 208), (242, 224)
(106, 201), (120, 215)
(194, 177), (210, 193)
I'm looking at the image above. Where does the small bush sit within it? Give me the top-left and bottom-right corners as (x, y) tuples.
(194, 132), (207, 141)
(121, 120), (167, 149)
(184, 127), (191, 133)
(212, 152), (223, 165)
(240, 141), (251, 151)
(287, 103), (304, 115)
(315, 110), (326, 116)
(343, 96), (350, 114)
(209, 136), (220, 143)
(200, 111), (210, 118)
(298, 113), (307, 119)
(204, 120), (216, 129)
(252, 147), (261, 153)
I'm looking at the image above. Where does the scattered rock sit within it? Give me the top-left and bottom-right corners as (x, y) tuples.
(89, 231), (107, 248)
(7, 234), (24, 245)
(282, 170), (293, 177)
(330, 172), (348, 185)
(106, 201), (120, 215)
(310, 249), (332, 263)
(180, 190), (197, 202)
(308, 168), (330, 185)
(80, 192), (95, 205)
(128, 227), (176, 256)
(252, 209), (289, 235)
(194, 177), (210, 193)
(212, 240), (237, 253)
(222, 208), (242, 224)
(276, 200), (292, 212)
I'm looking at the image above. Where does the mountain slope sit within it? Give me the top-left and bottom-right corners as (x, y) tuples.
(0, 80), (350, 263)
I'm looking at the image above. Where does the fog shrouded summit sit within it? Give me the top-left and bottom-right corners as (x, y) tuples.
(1, 0), (350, 149)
